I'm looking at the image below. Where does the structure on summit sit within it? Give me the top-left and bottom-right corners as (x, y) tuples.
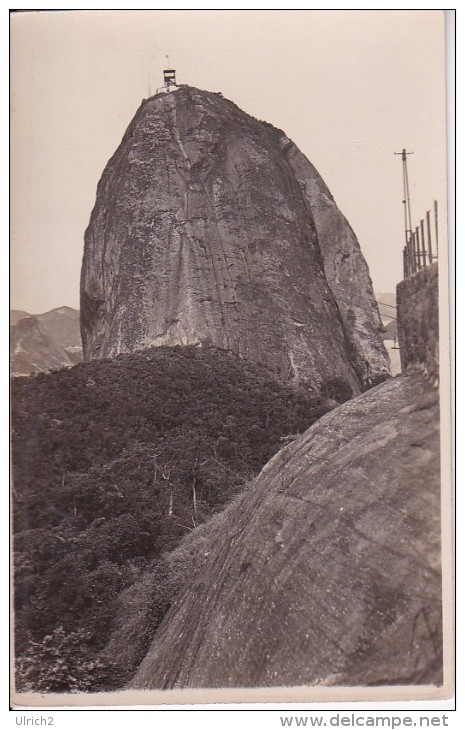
(163, 68), (177, 91)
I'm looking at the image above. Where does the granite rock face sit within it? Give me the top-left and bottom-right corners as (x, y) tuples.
(131, 373), (442, 689)
(280, 139), (389, 381)
(81, 86), (389, 388)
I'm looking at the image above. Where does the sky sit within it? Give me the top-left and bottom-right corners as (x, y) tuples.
(10, 9), (449, 314)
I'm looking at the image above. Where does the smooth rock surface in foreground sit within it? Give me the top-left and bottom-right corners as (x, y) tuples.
(131, 373), (442, 689)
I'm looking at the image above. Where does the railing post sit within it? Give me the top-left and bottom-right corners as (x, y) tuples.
(403, 203), (438, 277)
(434, 200), (439, 258)
(407, 233), (412, 276)
(420, 219), (427, 269)
(426, 210), (433, 264)
(411, 233), (416, 274)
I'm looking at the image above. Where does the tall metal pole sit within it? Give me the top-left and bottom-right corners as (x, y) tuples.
(395, 149), (414, 277)
(420, 219), (427, 269)
(395, 148), (414, 243)
(403, 154), (413, 242)
(434, 200), (439, 258)
(415, 226), (421, 272)
(407, 231), (414, 275)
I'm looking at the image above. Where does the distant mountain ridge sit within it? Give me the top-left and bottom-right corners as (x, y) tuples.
(10, 310), (30, 327)
(10, 306), (82, 376)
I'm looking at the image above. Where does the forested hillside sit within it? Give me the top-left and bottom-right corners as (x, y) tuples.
(12, 345), (335, 691)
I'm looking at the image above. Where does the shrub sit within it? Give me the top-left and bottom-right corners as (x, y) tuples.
(15, 626), (112, 693)
(362, 372), (392, 392)
(320, 377), (353, 404)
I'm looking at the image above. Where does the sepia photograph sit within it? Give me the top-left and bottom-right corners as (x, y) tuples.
(10, 9), (453, 708)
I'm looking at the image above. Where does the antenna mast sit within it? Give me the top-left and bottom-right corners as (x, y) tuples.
(394, 148), (414, 246)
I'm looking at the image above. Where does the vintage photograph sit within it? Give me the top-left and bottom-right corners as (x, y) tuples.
(10, 9), (452, 706)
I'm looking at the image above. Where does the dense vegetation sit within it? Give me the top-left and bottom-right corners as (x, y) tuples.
(12, 345), (335, 692)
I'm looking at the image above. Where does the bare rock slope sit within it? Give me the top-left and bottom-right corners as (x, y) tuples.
(81, 87), (388, 389)
(131, 373), (441, 689)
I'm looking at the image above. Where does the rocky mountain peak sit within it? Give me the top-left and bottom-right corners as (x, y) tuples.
(10, 307), (82, 376)
(81, 86), (389, 390)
